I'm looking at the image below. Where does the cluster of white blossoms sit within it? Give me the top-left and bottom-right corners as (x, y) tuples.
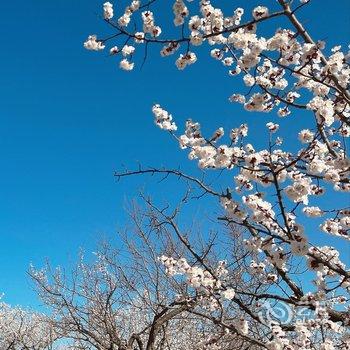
(252, 6), (269, 20)
(117, 0), (140, 27)
(119, 45), (135, 70)
(266, 121), (279, 132)
(298, 129), (315, 143)
(85, 2), (142, 70)
(83, 35), (105, 51)
(158, 256), (237, 301)
(150, 102), (350, 292)
(160, 42), (179, 57)
(120, 59), (134, 70)
(152, 104), (177, 131)
(142, 10), (161, 37)
(308, 245), (347, 276)
(285, 176), (313, 205)
(307, 96), (335, 127)
(320, 217), (350, 240)
(173, 0), (189, 26)
(250, 260), (266, 274)
(266, 318), (346, 350)
(175, 51), (197, 69)
(230, 123), (248, 143)
(84, 0), (350, 129)
(302, 206), (323, 217)
(243, 193), (276, 224)
(151, 101), (349, 261)
(256, 59), (288, 90)
(121, 45), (135, 56)
(103, 2), (114, 20)
(109, 44), (136, 70)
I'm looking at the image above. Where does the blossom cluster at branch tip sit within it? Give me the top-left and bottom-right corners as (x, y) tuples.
(152, 104), (177, 131)
(103, 2), (114, 20)
(84, 35), (105, 51)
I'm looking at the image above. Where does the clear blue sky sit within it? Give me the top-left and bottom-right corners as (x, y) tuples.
(0, 1), (349, 307)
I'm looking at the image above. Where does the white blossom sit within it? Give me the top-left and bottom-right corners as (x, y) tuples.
(119, 58), (134, 71)
(152, 104), (177, 131)
(252, 6), (269, 20)
(103, 2), (114, 20)
(84, 35), (105, 51)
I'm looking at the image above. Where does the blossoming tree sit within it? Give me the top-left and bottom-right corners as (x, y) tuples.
(30, 210), (256, 350)
(70, 0), (350, 348)
(0, 300), (56, 350)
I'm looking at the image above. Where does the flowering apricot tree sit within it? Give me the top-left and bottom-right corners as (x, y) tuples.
(30, 212), (256, 350)
(84, 0), (350, 349)
(0, 300), (56, 350)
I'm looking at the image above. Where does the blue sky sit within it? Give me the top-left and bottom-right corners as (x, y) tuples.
(0, 0), (349, 307)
